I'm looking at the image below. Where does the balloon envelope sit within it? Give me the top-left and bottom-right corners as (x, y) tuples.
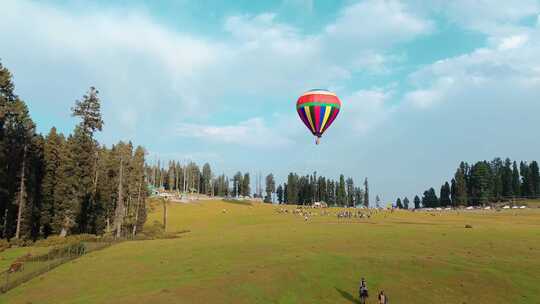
(296, 89), (341, 139)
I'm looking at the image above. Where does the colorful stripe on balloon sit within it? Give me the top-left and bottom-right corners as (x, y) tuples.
(296, 89), (341, 137)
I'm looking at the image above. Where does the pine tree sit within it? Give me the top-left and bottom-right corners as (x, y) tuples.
(471, 161), (491, 205)
(413, 195), (421, 209)
(264, 174), (275, 203)
(130, 146), (147, 236)
(450, 179), (457, 206)
(354, 187), (363, 207)
(454, 166), (468, 206)
(286, 173), (298, 204)
(71, 87), (104, 134)
(202, 163), (212, 195)
(53, 134), (78, 236)
(396, 198), (403, 209)
(40, 128), (64, 236)
(403, 197), (410, 209)
(440, 182), (451, 207)
(490, 158), (503, 201)
(345, 177), (354, 207)
(520, 161), (530, 198)
(233, 172), (243, 197)
(422, 188), (438, 208)
(242, 173), (250, 197)
(363, 178), (369, 207)
(276, 185), (284, 204)
(529, 161), (540, 198)
(501, 158), (514, 198)
(512, 161), (521, 198)
(337, 175), (346, 206)
(283, 183), (288, 204)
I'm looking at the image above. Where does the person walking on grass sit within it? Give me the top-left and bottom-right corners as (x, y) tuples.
(359, 278), (368, 304)
(378, 290), (388, 304)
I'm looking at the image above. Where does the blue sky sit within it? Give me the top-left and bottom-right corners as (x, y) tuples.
(2, 0), (540, 203)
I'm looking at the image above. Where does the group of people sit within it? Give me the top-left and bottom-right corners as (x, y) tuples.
(337, 210), (372, 219)
(274, 207), (376, 222)
(359, 278), (388, 304)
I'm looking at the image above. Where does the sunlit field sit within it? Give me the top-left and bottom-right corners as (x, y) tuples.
(2, 199), (539, 304)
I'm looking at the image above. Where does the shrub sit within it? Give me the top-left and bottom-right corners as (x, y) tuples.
(34, 234), (99, 247)
(9, 238), (33, 247)
(0, 239), (10, 252)
(47, 242), (87, 259)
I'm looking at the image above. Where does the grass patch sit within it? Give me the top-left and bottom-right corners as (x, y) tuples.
(1, 200), (539, 303)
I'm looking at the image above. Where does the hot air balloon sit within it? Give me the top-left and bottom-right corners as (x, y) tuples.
(296, 89), (341, 144)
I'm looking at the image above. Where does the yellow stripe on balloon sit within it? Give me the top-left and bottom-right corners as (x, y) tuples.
(320, 106), (332, 131)
(304, 106), (316, 133)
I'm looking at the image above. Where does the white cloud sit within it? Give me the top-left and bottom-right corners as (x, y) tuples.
(325, 0), (432, 46)
(1, 0), (434, 138)
(498, 34), (529, 50)
(404, 77), (454, 109)
(176, 117), (293, 147)
(1, 0), (223, 141)
(323, 0), (432, 68)
(341, 89), (395, 133)
(434, 0), (540, 36)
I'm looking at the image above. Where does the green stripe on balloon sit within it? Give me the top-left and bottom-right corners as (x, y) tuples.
(296, 102), (340, 109)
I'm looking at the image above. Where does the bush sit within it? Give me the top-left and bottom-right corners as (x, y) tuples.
(465, 224), (473, 228)
(9, 238), (33, 247)
(47, 242), (87, 259)
(34, 234), (99, 247)
(0, 239), (10, 252)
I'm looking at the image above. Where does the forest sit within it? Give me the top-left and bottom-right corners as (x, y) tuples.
(405, 159), (540, 209)
(0, 61), (147, 241)
(147, 161), (371, 208)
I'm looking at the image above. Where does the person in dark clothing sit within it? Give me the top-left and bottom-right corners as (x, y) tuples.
(359, 278), (368, 304)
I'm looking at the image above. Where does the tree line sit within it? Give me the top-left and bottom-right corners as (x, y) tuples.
(275, 173), (369, 207)
(395, 158), (540, 209)
(147, 163), (268, 200)
(0, 61), (147, 241)
(147, 162), (372, 207)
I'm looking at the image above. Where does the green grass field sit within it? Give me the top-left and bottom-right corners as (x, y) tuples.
(1, 200), (539, 304)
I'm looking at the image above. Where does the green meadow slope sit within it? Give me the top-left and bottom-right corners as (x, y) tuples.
(2, 200), (539, 304)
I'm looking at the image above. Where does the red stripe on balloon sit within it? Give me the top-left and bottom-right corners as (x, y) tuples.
(313, 105), (321, 134)
(297, 94), (341, 106)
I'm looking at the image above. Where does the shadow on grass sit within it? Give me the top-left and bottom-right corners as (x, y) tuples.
(335, 288), (361, 304)
(222, 199), (253, 206)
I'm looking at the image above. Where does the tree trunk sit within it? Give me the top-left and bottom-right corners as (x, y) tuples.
(59, 215), (72, 237)
(59, 227), (68, 237)
(163, 199), (167, 232)
(15, 145), (27, 240)
(93, 151), (99, 194)
(3, 208), (8, 239)
(115, 157), (124, 238)
(175, 165), (179, 193)
(183, 162), (187, 193)
(132, 177), (143, 237)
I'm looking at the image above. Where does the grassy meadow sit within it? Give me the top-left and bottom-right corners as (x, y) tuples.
(1, 199), (539, 304)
